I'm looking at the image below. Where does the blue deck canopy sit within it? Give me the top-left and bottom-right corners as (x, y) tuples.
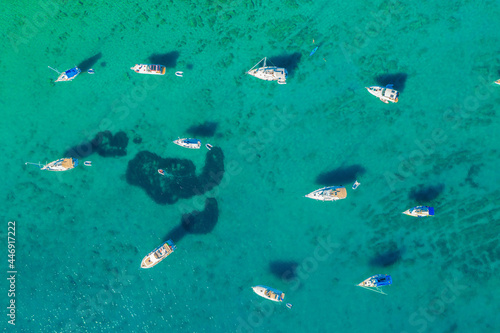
(65, 67), (80, 78)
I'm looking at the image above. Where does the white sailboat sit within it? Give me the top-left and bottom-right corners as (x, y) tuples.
(366, 84), (399, 103)
(246, 57), (287, 84)
(305, 186), (347, 201)
(25, 158), (78, 171)
(357, 274), (392, 295)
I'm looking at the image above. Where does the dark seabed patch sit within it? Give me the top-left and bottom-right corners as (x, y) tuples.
(126, 147), (224, 205)
(315, 164), (366, 185)
(78, 53), (102, 72)
(186, 121), (218, 137)
(181, 198), (219, 234)
(269, 53), (302, 76)
(64, 130), (129, 158)
(369, 247), (404, 267)
(409, 184), (445, 202)
(375, 73), (408, 92)
(269, 260), (299, 281)
(148, 51), (180, 68)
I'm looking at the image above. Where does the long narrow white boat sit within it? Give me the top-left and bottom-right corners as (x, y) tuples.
(246, 57), (287, 84)
(173, 138), (201, 149)
(366, 84), (399, 103)
(25, 158), (79, 171)
(252, 285), (285, 302)
(42, 158), (78, 171)
(305, 186), (347, 201)
(141, 240), (177, 269)
(130, 64), (166, 75)
(50, 66), (81, 82)
(402, 206), (434, 217)
(357, 274), (392, 295)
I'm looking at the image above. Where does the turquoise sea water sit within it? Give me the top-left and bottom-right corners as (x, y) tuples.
(2, 0), (500, 332)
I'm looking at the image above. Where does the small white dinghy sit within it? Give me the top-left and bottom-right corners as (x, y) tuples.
(173, 138), (201, 149)
(352, 180), (360, 190)
(175, 71), (183, 77)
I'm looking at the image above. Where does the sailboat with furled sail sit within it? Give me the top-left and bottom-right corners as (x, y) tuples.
(246, 57), (287, 84)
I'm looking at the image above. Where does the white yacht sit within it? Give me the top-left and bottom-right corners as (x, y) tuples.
(173, 138), (201, 149)
(246, 57), (287, 84)
(305, 186), (347, 201)
(252, 285), (285, 302)
(402, 206), (434, 217)
(130, 64), (166, 75)
(25, 158), (78, 171)
(141, 240), (177, 269)
(366, 84), (399, 103)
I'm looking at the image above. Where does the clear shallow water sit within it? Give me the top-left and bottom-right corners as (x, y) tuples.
(1, 0), (500, 332)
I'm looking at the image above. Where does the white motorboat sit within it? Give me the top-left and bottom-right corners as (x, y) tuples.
(402, 206), (434, 217)
(141, 240), (177, 269)
(246, 57), (287, 84)
(352, 180), (360, 190)
(173, 138), (201, 149)
(366, 84), (399, 103)
(130, 64), (166, 75)
(494, 79), (500, 85)
(305, 186), (347, 201)
(252, 285), (285, 302)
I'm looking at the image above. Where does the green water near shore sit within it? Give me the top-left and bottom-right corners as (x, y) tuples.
(1, 0), (500, 332)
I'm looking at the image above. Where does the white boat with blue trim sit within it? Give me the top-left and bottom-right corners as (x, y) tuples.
(252, 285), (285, 302)
(366, 84), (399, 103)
(357, 274), (392, 295)
(141, 240), (177, 269)
(49, 66), (81, 82)
(403, 206), (434, 217)
(305, 186), (347, 201)
(173, 138), (201, 149)
(246, 57), (287, 84)
(130, 64), (166, 75)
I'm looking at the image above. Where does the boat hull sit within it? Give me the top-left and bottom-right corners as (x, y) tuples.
(252, 285), (284, 302)
(173, 138), (201, 149)
(402, 206), (434, 217)
(305, 186), (347, 201)
(130, 64), (166, 75)
(366, 86), (399, 103)
(55, 67), (81, 82)
(141, 240), (176, 269)
(41, 158), (78, 171)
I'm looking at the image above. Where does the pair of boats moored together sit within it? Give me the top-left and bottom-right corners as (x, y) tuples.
(305, 185), (434, 217)
(252, 274), (393, 308)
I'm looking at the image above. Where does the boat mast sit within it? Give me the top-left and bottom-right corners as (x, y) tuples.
(48, 66), (61, 74)
(247, 58), (266, 73)
(25, 161), (43, 168)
